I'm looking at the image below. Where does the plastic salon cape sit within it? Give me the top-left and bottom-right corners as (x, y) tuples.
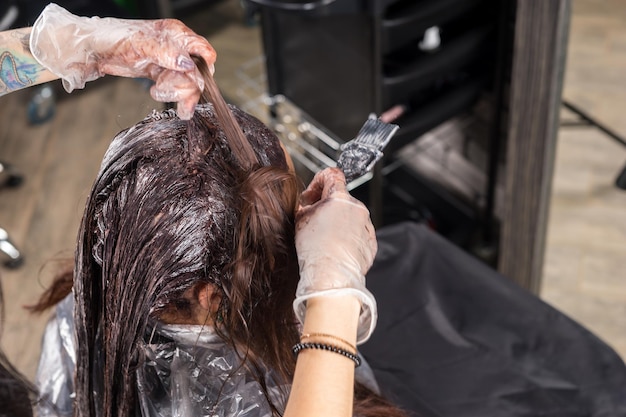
(35, 298), (379, 417)
(359, 222), (626, 417)
(37, 221), (626, 417)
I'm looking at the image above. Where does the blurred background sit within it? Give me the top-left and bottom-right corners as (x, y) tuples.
(0, 0), (624, 381)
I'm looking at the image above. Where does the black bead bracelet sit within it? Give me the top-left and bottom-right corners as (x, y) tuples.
(292, 342), (361, 367)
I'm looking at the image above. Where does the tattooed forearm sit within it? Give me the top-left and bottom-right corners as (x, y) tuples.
(0, 51), (35, 91)
(0, 28), (57, 96)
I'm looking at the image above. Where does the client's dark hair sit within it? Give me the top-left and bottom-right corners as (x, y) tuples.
(70, 104), (302, 417)
(35, 104), (406, 417)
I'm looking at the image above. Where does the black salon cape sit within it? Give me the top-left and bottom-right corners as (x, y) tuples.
(361, 222), (626, 417)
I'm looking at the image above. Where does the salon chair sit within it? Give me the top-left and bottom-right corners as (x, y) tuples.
(362, 221), (626, 417)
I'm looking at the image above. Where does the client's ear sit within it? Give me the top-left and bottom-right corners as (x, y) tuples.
(158, 284), (222, 326)
(197, 283), (221, 314)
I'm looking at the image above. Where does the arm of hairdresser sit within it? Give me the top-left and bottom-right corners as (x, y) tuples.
(285, 168), (378, 417)
(0, 3), (215, 119)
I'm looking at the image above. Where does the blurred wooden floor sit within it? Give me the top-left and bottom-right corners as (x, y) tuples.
(0, 0), (625, 385)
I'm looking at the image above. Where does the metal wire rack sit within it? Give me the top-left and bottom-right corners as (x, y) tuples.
(234, 56), (372, 188)
(234, 56), (498, 215)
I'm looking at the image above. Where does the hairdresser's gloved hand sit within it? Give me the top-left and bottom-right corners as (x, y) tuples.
(29, 3), (216, 120)
(294, 167), (378, 344)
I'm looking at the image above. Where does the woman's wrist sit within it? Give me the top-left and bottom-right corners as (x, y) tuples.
(294, 286), (377, 345)
(302, 295), (360, 345)
(286, 295), (360, 417)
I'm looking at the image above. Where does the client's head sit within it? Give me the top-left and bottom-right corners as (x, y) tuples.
(73, 104), (301, 417)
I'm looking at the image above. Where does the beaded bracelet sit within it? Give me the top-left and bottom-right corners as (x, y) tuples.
(300, 332), (357, 352)
(292, 342), (361, 367)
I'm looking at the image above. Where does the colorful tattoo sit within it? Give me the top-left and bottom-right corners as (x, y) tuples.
(0, 51), (36, 94)
(0, 28), (51, 97)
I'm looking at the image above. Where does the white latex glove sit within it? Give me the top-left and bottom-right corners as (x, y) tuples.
(294, 168), (378, 344)
(29, 3), (216, 120)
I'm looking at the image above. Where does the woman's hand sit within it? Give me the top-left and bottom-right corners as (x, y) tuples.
(286, 168), (377, 417)
(294, 167), (378, 344)
(29, 3), (216, 119)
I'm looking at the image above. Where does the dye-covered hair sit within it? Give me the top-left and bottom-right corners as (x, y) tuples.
(31, 102), (408, 417)
(73, 104), (302, 417)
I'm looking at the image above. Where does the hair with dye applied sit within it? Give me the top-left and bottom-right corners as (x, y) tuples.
(36, 101), (406, 417)
(69, 103), (302, 417)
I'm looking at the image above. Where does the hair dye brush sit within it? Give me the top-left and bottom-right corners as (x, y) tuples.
(336, 116), (399, 183)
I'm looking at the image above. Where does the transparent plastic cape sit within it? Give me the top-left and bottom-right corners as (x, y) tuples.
(136, 323), (288, 417)
(36, 295), (379, 417)
(36, 294), (75, 417)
